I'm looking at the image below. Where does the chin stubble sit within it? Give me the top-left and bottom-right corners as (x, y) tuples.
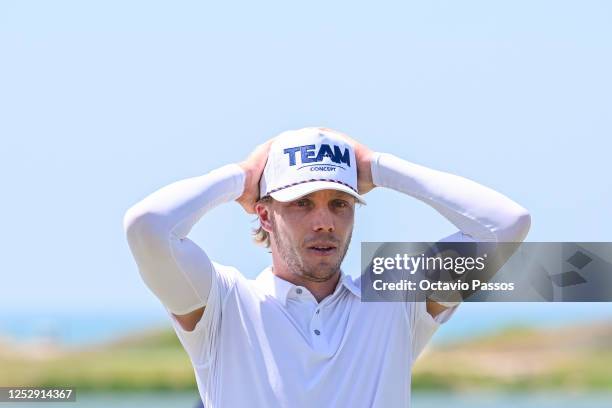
(272, 220), (353, 283)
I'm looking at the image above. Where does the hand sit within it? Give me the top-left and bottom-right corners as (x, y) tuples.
(236, 137), (275, 214)
(318, 127), (376, 195)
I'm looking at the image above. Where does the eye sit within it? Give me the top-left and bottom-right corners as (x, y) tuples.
(332, 199), (350, 208)
(295, 198), (311, 207)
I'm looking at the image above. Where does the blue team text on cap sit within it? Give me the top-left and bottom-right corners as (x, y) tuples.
(283, 144), (351, 167)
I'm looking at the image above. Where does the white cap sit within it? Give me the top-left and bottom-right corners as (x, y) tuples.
(259, 127), (367, 204)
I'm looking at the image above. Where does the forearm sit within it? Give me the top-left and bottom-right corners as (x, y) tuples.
(123, 163), (245, 314)
(370, 152), (531, 242)
(124, 164), (245, 238)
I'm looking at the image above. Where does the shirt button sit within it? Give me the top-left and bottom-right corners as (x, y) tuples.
(296, 288), (303, 294)
(314, 329), (321, 335)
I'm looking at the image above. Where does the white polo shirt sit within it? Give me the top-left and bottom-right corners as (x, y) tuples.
(126, 153), (529, 406)
(169, 262), (455, 408)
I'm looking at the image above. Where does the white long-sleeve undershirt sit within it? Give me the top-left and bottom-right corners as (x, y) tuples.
(123, 163), (245, 315)
(123, 153), (531, 315)
(370, 152), (531, 243)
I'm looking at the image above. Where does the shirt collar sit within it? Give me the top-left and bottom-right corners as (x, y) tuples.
(255, 265), (361, 306)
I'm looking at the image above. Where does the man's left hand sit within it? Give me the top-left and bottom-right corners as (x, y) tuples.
(319, 127), (376, 195)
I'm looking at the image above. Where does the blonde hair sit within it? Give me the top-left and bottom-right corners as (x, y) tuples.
(252, 196), (273, 248)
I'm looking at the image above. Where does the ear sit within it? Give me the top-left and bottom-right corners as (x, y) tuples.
(255, 201), (274, 233)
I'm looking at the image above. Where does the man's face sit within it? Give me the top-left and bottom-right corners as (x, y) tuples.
(266, 189), (356, 282)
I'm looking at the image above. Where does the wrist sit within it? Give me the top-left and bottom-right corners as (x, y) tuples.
(235, 162), (252, 200)
(237, 161), (252, 185)
(369, 151), (384, 188)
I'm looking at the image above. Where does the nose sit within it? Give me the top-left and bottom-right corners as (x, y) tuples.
(311, 206), (335, 233)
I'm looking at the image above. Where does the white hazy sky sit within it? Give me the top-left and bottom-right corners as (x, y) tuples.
(1, 1), (610, 331)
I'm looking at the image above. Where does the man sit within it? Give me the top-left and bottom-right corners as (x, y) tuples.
(123, 127), (531, 407)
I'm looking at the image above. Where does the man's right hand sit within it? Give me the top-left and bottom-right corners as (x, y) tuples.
(236, 137), (275, 214)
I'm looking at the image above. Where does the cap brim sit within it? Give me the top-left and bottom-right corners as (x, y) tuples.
(269, 180), (367, 205)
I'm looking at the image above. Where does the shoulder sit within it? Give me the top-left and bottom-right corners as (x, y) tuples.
(210, 261), (245, 294)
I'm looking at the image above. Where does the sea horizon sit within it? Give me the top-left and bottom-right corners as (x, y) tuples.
(2, 302), (612, 347)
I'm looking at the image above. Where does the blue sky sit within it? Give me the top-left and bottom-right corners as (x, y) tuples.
(1, 1), (610, 340)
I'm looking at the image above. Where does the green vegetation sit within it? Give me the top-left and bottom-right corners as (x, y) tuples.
(412, 321), (612, 391)
(0, 330), (195, 391)
(2, 322), (611, 391)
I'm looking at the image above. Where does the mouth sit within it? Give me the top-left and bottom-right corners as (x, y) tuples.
(306, 244), (338, 256)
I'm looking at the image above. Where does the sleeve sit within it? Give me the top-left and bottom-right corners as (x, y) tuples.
(370, 151), (531, 362)
(406, 298), (457, 365)
(122, 163), (245, 315)
(167, 261), (242, 366)
(370, 152), (531, 243)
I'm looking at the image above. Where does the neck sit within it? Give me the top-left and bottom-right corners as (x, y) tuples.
(271, 262), (341, 303)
